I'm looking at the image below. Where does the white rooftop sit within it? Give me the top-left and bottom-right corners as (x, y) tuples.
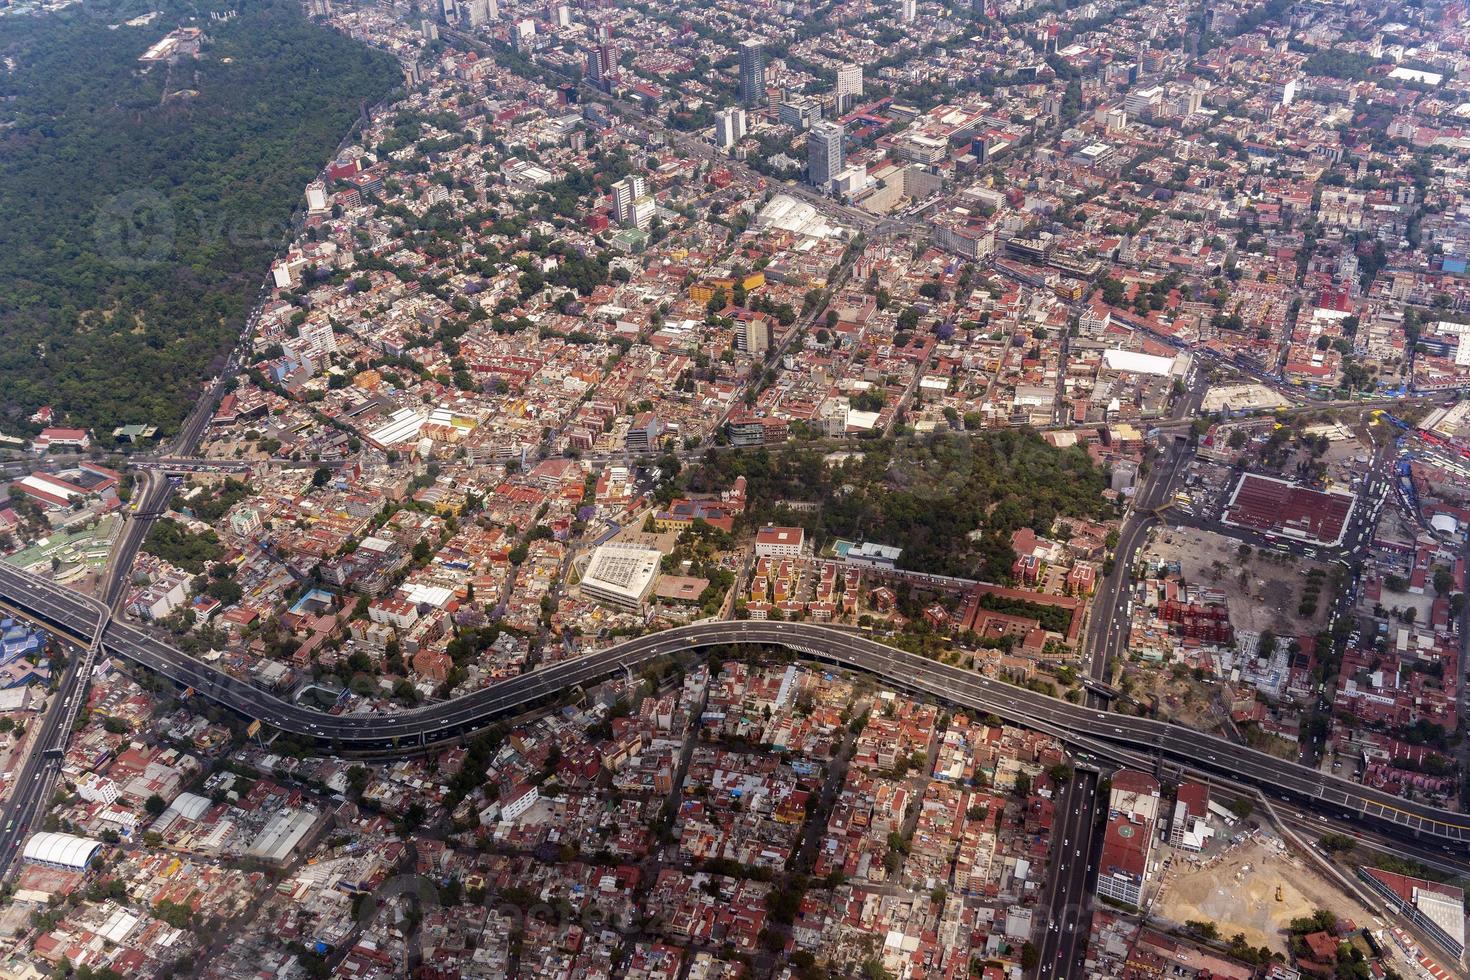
(1103, 348), (1177, 376)
(1413, 887), (1465, 950)
(754, 194), (841, 240)
(582, 543), (661, 605)
(22, 832), (101, 870)
(367, 407), (427, 446)
(402, 583), (455, 608)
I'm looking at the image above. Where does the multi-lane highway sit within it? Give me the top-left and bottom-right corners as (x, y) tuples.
(4, 562), (1470, 847)
(1081, 365), (1202, 688)
(1081, 432), (1192, 687)
(0, 584), (110, 870)
(97, 292), (267, 615)
(1035, 768), (1101, 978)
(99, 470), (171, 612)
(0, 300), (261, 871)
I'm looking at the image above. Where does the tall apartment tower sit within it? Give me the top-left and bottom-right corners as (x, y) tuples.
(715, 107), (747, 150)
(611, 174), (643, 221)
(739, 38), (766, 106)
(611, 175), (653, 228)
(834, 63), (863, 113)
(585, 43), (615, 90)
(807, 120), (844, 191)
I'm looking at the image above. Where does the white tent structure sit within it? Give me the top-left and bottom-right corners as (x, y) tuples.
(22, 832), (102, 870)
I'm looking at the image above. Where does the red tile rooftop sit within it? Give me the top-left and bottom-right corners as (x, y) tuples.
(1223, 473), (1353, 546)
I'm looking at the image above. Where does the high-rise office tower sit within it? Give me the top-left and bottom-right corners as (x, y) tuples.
(739, 38), (766, 106)
(807, 120), (844, 190)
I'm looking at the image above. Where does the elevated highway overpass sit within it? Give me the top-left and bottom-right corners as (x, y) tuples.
(2, 562), (1466, 845)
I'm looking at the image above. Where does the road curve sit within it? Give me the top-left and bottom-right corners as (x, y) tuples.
(2, 562), (1467, 845)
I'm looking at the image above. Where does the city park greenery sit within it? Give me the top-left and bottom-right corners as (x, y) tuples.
(684, 429), (1114, 583)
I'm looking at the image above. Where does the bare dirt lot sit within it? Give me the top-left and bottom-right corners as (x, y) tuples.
(1153, 835), (1367, 955)
(1122, 664), (1228, 735)
(1145, 527), (1330, 635)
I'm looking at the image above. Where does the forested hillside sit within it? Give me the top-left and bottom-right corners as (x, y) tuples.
(0, 0), (398, 437)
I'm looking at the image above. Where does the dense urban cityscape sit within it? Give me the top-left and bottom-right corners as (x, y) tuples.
(3, 0), (1470, 976)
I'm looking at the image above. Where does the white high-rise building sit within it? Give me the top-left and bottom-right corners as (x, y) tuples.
(513, 17), (536, 48)
(900, 0), (916, 22)
(611, 174), (645, 220)
(1124, 84), (1163, 119)
(299, 319), (338, 356)
(629, 197), (656, 230)
(612, 179), (634, 222)
(714, 107), (747, 150)
(835, 63), (863, 113)
(611, 175), (653, 229)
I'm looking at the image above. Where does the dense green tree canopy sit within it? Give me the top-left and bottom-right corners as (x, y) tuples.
(689, 430), (1112, 582)
(0, 0), (397, 436)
